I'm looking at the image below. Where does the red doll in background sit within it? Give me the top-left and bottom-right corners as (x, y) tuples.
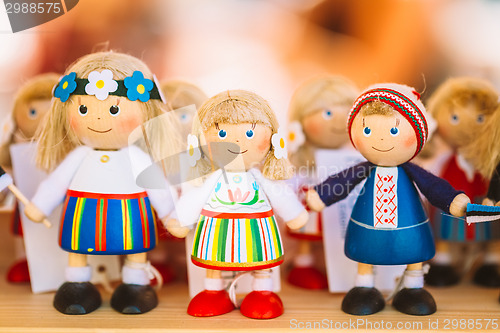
(425, 78), (500, 287)
(0, 73), (59, 283)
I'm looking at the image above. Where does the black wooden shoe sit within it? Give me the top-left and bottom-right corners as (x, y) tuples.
(392, 288), (436, 316)
(111, 284), (158, 314)
(53, 282), (102, 315)
(473, 264), (500, 287)
(425, 264), (460, 287)
(341, 287), (385, 315)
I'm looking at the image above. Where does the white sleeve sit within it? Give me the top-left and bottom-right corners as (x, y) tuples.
(128, 145), (178, 219)
(31, 146), (90, 216)
(176, 170), (222, 227)
(249, 168), (305, 222)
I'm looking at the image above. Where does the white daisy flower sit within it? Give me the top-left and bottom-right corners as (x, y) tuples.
(186, 134), (201, 166)
(271, 127), (288, 160)
(287, 121), (306, 153)
(85, 70), (118, 101)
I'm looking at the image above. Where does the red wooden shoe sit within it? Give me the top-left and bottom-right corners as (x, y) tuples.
(240, 291), (284, 319)
(187, 290), (234, 317)
(287, 266), (327, 289)
(7, 259), (30, 283)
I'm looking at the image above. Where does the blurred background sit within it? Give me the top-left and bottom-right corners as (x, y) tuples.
(1, 0), (500, 124)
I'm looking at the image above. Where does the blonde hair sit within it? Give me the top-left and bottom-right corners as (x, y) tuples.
(0, 73), (60, 168)
(36, 51), (179, 172)
(289, 76), (358, 169)
(462, 103), (500, 178)
(360, 100), (396, 117)
(427, 77), (498, 117)
(192, 90), (293, 180)
(160, 80), (208, 111)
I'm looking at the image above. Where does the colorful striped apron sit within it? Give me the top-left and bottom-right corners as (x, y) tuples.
(59, 190), (157, 255)
(191, 209), (284, 271)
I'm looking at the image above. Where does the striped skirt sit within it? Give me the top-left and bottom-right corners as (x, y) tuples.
(60, 190), (157, 255)
(191, 209), (284, 271)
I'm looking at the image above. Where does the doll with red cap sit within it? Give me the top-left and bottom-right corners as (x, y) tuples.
(306, 83), (470, 316)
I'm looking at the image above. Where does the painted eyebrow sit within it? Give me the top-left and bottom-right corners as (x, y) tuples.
(395, 118), (400, 126)
(251, 123), (256, 130)
(362, 118), (365, 127)
(78, 97), (81, 105)
(116, 98), (121, 105)
(215, 123), (220, 130)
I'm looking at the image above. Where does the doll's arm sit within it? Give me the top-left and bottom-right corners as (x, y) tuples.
(249, 169), (306, 225)
(30, 146), (90, 217)
(487, 164), (500, 204)
(176, 170), (222, 227)
(403, 162), (467, 215)
(313, 161), (373, 207)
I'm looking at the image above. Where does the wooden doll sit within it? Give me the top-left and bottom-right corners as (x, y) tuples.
(0, 73), (59, 283)
(286, 75), (358, 289)
(425, 78), (500, 287)
(161, 79), (208, 144)
(168, 90), (308, 319)
(306, 83), (470, 316)
(147, 80), (208, 283)
(23, 52), (178, 315)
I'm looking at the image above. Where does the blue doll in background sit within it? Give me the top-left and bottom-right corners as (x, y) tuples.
(306, 83), (470, 316)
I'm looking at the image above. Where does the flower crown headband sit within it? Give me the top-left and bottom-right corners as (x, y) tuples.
(53, 69), (165, 103)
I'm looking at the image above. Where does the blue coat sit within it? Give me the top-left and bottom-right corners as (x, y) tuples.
(315, 162), (463, 265)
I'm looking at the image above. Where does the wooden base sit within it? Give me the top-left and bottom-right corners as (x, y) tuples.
(1, 213), (499, 332)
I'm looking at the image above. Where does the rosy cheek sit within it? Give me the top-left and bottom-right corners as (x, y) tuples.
(303, 121), (319, 137)
(404, 135), (417, 147)
(69, 115), (79, 131)
(116, 115), (142, 133)
(257, 137), (271, 152)
(352, 136), (363, 150)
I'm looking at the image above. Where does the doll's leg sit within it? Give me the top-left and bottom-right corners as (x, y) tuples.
(240, 269), (284, 319)
(110, 252), (158, 314)
(341, 263), (385, 315)
(473, 240), (500, 287)
(53, 253), (102, 315)
(288, 240), (327, 289)
(393, 262), (436, 316)
(426, 240), (460, 286)
(187, 269), (234, 317)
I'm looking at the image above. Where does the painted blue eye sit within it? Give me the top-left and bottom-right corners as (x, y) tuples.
(218, 129), (227, 139)
(450, 114), (459, 125)
(477, 114), (485, 124)
(180, 113), (189, 123)
(245, 129), (254, 139)
(28, 108), (37, 118)
(390, 127), (399, 136)
(363, 127), (372, 137)
(322, 109), (333, 120)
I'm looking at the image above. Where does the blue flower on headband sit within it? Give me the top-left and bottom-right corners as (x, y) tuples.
(54, 72), (77, 102)
(124, 71), (154, 102)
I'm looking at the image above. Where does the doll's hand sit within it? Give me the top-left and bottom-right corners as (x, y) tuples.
(286, 210), (309, 230)
(24, 202), (46, 223)
(449, 193), (470, 217)
(305, 189), (325, 212)
(164, 218), (190, 238)
(482, 198), (496, 206)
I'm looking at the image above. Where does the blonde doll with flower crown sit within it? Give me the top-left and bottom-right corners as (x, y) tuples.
(286, 75), (358, 289)
(168, 90), (308, 319)
(23, 52), (178, 315)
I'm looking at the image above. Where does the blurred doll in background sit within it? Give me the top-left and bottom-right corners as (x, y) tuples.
(286, 75), (358, 289)
(425, 78), (500, 287)
(147, 80), (208, 284)
(0, 73), (59, 283)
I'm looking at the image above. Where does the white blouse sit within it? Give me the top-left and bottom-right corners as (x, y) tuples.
(31, 145), (177, 219)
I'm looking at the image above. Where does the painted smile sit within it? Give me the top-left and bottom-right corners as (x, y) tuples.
(227, 149), (248, 155)
(372, 146), (394, 152)
(88, 127), (112, 134)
